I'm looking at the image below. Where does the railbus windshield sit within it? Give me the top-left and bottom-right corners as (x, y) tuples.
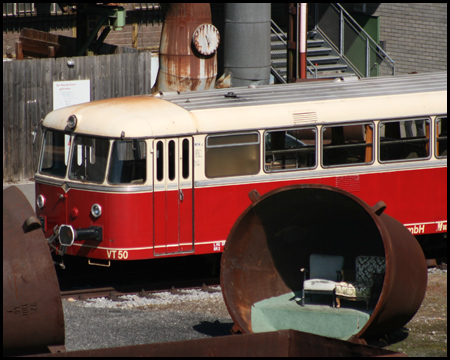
(39, 129), (147, 185)
(68, 135), (109, 183)
(40, 129), (68, 178)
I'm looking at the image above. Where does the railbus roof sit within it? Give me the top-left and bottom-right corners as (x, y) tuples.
(163, 71), (447, 111)
(43, 72), (447, 138)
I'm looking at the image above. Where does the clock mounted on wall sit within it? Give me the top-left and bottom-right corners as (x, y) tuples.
(192, 24), (220, 56)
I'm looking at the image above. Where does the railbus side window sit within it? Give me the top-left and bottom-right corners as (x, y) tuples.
(168, 140), (176, 181)
(379, 118), (430, 162)
(436, 116), (447, 158)
(156, 141), (164, 181)
(265, 127), (316, 172)
(108, 140), (146, 184)
(68, 135), (110, 183)
(322, 123), (374, 167)
(182, 138), (190, 179)
(205, 132), (260, 178)
(40, 130), (67, 177)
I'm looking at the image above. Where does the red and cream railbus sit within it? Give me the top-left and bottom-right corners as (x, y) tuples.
(35, 72), (447, 265)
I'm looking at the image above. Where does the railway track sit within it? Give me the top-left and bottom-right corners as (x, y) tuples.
(56, 252), (222, 299)
(60, 278), (221, 301)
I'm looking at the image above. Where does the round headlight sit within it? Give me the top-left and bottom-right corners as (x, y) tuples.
(37, 194), (45, 209)
(67, 115), (78, 129)
(91, 204), (102, 218)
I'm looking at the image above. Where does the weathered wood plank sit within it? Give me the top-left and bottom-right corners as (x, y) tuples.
(3, 52), (152, 181)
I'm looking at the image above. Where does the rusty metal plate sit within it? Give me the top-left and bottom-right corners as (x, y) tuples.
(30, 329), (405, 357)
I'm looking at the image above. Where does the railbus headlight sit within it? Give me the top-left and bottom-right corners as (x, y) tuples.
(91, 204), (102, 218)
(36, 194), (46, 209)
(67, 115), (78, 130)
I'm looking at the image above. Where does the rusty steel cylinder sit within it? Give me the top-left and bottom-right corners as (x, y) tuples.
(221, 184), (427, 341)
(3, 186), (65, 355)
(153, 3), (218, 93)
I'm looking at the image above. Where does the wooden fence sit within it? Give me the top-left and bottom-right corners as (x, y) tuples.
(3, 52), (153, 182)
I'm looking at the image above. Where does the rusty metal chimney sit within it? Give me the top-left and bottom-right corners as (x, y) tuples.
(152, 4), (219, 93)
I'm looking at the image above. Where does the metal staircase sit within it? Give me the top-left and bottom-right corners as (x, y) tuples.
(270, 3), (395, 83)
(305, 30), (355, 79)
(270, 20), (289, 84)
(271, 25), (354, 82)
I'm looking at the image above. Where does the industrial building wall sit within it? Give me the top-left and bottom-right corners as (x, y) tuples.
(343, 3), (447, 74)
(375, 3), (447, 74)
(3, 4), (163, 57)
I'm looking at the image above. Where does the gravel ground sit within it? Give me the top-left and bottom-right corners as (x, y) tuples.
(63, 287), (233, 351)
(384, 268), (447, 357)
(63, 269), (447, 356)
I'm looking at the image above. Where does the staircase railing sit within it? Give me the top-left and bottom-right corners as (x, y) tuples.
(270, 20), (288, 83)
(271, 19), (287, 47)
(271, 20), (321, 81)
(306, 58), (320, 79)
(314, 3), (395, 77)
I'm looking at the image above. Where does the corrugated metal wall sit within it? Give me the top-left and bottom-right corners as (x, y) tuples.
(3, 52), (152, 182)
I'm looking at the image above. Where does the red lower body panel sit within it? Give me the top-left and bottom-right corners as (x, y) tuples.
(36, 166), (446, 260)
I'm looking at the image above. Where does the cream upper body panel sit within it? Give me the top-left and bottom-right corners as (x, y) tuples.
(43, 96), (197, 138)
(43, 72), (447, 138)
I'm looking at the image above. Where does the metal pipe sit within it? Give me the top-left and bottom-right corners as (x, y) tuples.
(299, 3), (307, 79)
(224, 3), (271, 87)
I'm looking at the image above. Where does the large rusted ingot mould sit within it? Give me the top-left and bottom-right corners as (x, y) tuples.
(221, 184), (427, 342)
(3, 186), (65, 356)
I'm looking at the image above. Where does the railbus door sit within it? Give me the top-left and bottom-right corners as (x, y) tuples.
(153, 137), (194, 255)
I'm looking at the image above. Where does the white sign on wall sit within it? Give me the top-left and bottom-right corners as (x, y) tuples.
(53, 80), (90, 110)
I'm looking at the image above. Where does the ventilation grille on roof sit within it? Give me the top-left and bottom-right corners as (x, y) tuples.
(291, 111), (317, 124)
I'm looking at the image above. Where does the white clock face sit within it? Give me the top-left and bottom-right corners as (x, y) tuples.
(192, 24), (220, 56)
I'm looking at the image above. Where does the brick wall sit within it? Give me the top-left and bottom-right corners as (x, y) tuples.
(370, 3), (447, 74)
